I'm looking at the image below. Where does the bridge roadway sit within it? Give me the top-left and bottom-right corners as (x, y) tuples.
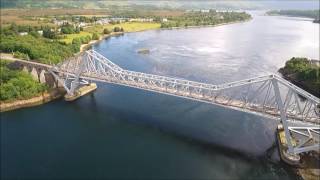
(2, 51), (319, 154)
(52, 50), (320, 155)
(52, 50), (320, 125)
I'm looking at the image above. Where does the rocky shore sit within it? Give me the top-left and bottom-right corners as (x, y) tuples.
(295, 152), (320, 180)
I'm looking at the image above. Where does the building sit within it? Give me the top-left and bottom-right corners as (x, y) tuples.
(78, 22), (86, 27)
(200, 9), (210, 13)
(96, 18), (110, 25)
(19, 32), (28, 36)
(53, 19), (70, 26)
(129, 18), (153, 22)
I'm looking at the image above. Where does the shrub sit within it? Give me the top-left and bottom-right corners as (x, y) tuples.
(13, 51), (29, 60)
(113, 27), (121, 32)
(92, 32), (99, 40)
(103, 28), (111, 34)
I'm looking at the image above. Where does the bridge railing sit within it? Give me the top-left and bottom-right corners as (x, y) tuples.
(52, 49), (320, 124)
(50, 49), (320, 155)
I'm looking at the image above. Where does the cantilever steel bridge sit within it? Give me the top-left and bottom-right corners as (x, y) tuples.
(50, 49), (320, 155)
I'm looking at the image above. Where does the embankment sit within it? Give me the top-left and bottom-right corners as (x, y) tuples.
(0, 88), (66, 112)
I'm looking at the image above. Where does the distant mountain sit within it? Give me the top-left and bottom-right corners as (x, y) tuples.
(1, 0), (319, 10)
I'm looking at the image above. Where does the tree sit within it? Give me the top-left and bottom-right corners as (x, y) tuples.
(29, 31), (40, 38)
(61, 24), (75, 34)
(92, 33), (99, 40)
(72, 37), (81, 45)
(113, 27), (121, 32)
(9, 23), (18, 33)
(0, 62), (47, 101)
(43, 27), (57, 39)
(75, 27), (80, 33)
(103, 28), (111, 34)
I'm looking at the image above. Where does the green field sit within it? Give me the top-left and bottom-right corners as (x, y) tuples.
(84, 22), (161, 34)
(60, 31), (92, 44)
(59, 22), (160, 44)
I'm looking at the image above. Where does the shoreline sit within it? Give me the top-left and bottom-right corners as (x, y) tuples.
(79, 18), (252, 53)
(161, 18), (252, 31)
(0, 88), (66, 112)
(1, 18), (251, 113)
(278, 69), (319, 98)
(79, 32), (125, 52)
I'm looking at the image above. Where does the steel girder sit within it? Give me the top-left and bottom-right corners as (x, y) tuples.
(50, 50), (320, 154)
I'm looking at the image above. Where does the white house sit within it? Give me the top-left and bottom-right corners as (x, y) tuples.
(19, 32), (28, 36)
(96, 18), (110, 25)
(129, 18), (153, 22)
(200, 9), (210, 13)
(53, 19), (69, 26)
(79, 22), (86, 27)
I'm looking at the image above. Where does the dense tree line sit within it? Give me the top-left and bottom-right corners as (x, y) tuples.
(0, 34), (78, 64)
(113, 27), (124, 32)
(279, 57), (320, 97)
(267, 10), (319, 20)
(2, 23), (43, 33)
(72, 35), (92, 46)
(61, 23), (80, 34)
(160, 11), (251, 28)
(0, 61), (47, 101)
(281, 57), (319, 81)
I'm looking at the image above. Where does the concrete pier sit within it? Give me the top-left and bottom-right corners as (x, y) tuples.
(277, 124), (301, 166)
(64, 83), (97, 101)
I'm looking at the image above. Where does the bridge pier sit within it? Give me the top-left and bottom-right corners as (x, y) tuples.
(277, 124), (301, 166)
(64, 83), (97, 101)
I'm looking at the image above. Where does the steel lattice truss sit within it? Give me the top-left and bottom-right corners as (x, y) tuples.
(50, 49), (320, 154)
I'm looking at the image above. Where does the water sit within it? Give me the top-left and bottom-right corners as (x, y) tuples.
(1, 12), (318, 179)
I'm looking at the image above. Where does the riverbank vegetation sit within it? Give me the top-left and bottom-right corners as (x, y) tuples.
(0, 60), (47, 102)
(84, 22), (160, 35)
(0, 30), (79, 64)
(160, 11), (251, 28)
(279, 57), (320, 97)
(267, 10), (320, 23)
(0, 8), (251, 66)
